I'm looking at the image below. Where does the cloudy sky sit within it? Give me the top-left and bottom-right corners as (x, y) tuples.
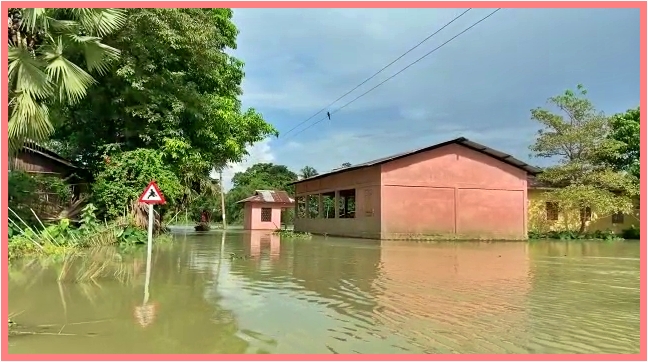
(218, 7), (640, 188)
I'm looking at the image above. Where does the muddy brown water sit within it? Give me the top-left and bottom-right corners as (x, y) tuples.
(8, 230), (641, 354)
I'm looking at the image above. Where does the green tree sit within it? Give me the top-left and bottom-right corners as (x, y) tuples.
(341, 162), (352, 168)
(529, 85), (638, 234)
(92, 149), (183, 219)
(8, 8), (126, 149)
(50, 8), (276, 176)
(225, 163), (298, 224)
(603, 106), (640, 179)
(299, 166), (319, 179)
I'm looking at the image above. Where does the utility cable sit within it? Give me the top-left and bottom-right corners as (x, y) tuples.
(281, 8), (501, 143)
(280, 8), (473, 138)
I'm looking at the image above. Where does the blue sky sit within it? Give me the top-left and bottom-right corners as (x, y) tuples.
(218, 7), (640, 188)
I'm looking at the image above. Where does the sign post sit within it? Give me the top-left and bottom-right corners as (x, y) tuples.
(137, 181), (166, 305)
(135, 181), (166, 327)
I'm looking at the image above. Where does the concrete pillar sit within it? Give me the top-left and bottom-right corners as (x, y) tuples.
(334, 191), (340, 218)
(317, 194), (323, 218)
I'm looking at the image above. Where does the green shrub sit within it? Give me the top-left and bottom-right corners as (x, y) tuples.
(8, 171), (73, 227)
(528, 229), (622, 241)
(621, 225), (640, 240)
(8, 203), (171, 260)
(92, 149), (183, 219)
(273, 230), (312, 239)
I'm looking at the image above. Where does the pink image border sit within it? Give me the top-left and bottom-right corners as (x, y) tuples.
(2, 1), (646, 360)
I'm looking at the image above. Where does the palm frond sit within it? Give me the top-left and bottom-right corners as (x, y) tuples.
(45, 17), (78, 33)
(42, 37), (96, 104)
(66, 34), (120, 75)
(8, 92), (52, 146)
(70, 8), (127, 37)
(20, 8), (49, 34)
(8, 45), (53, 99)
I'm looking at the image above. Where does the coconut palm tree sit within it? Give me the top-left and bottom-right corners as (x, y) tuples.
(8, 8), (126, 150)
(299, 166), (318, 180)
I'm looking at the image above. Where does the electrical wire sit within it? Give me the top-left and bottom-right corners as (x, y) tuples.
(280, 8), (473, 138)
(281, 8), (501, 143)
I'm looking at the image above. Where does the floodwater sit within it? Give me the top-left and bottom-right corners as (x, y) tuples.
(8, 230), (641, 354)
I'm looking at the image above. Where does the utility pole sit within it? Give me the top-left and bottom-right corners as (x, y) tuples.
(219, 168), (227, 230)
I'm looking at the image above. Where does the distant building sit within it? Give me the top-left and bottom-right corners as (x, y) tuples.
(9, 142), (91, 198)
(237, 190), (295, 230)
(527, 175), (640, 235)
(289, 137), (540, 240)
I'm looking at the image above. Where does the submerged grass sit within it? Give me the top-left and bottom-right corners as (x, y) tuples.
(273, 230), (312, 239)
(8, 204), (174, 262)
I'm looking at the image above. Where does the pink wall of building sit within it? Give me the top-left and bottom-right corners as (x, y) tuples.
(380, 144), (528, 239)
(294, 142), (529, 240)
(243, 202), (284, 230)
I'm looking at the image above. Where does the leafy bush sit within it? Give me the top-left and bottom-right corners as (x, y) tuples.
(273, 230), (312, 240)
(92, 149), (183, 219)
(8, 171), (73, 227)
(621, 225), (640, 240)
(8, 203), (170, 260)
(528, 229), (622, 241)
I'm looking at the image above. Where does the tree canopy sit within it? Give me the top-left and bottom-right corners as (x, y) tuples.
(299, 166), (319, 179)
(8, 8), (127, 150)
(225, 163), (298, 224)
(529, 85), (638, 233)
(51, 8), (277, 176)
(28, 8), (279, 219)
(603, 106), (640, 179)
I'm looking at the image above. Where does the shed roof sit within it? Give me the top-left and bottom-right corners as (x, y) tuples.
(236, 190), (295, 204)
(290, 137), (541, 185)
(21, 142), (80, 169)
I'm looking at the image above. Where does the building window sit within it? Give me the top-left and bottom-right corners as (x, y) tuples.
(261, 208), (272, 222)
(580, 207), (592, 222)
(612, 212), (625, 224)
(338, 189), (356, 218)
(322, 192), (335, 218)
(308, 194), (319, 218)
(296, 196), (307, 219)
(546, 202), (559, 221)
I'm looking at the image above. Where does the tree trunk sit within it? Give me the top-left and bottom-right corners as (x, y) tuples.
(579, 214), (586, 235)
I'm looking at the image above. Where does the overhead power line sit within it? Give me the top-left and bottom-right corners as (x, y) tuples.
(280, 8), (473, 138)
(281, 8), (502, 143)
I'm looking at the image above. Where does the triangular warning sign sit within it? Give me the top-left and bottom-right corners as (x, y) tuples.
(138, 181), (166, 205)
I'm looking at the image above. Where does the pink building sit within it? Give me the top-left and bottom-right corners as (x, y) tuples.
(290, 137), (540, 240)
(237, 190), (294, 230)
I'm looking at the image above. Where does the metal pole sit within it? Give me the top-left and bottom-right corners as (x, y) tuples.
(144, 203), (154, 305)
(219, 170), (227, 230)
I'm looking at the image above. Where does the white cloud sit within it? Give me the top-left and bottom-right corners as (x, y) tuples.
(211, 138), (276, 190)
(226, 8), (639, 181)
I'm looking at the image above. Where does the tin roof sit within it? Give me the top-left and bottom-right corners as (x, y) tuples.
(290, 137), (541, 185)
(21, 142), (80, 169)
(236, 190), (295, 204)
(528, 175), (550, 189)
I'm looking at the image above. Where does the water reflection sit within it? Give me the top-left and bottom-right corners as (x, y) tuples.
(8, 245), (250, 354)
(525, 241), (641, 354)
(373, 242), (531, 353)
(8, 234), (641, 354)
(245, 230), (281, 259)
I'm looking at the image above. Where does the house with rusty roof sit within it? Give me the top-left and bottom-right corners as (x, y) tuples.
(237, 190), (295, 230)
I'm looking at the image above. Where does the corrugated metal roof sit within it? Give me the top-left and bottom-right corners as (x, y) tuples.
(22, 143), (79, 169)
(290, 137), (541, 185)
(236, 190), (295, 204)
